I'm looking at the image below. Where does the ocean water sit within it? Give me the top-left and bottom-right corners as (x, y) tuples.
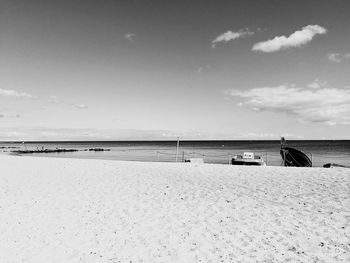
(1, 140), (350, 167)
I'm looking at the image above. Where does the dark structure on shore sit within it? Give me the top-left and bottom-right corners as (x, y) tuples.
(280, 137), (312, 167)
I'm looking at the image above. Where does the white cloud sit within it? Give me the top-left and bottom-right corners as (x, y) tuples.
(0, 113), (20, 118)
(47, 96), (88, 109)
(0, 127), (112, 141)
(227, 84), (350, 125)
(124, 33), (136, 42)
(0, 88), (34, 98)
(252, 25), (327, 53)
(307, 79), (327, 89)
(48, 95), (60, 104)
(0, 130), (27, 139)
(327, 53), (342, 63)
(212, 29), (254, 48)
(74, 104), (88, 109)
(196, 64), (211, 74)
(307, 82), (320, 89)
(327, 52), (350, 63)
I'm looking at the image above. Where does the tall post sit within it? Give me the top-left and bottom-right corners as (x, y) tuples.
(22, 141), (27, 151)
(182, 151), (185, 162)
(175, 137), (180, 162)
(310, 152), (313, 167)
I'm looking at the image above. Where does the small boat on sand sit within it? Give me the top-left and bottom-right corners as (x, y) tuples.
(323, 163), (350, 168)
(231, 152), (266, 166)
(280, 137), (312, 167)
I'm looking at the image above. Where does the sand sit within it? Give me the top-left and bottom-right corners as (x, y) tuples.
(0, 155), (349, 263)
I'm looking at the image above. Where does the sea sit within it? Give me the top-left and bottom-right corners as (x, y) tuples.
(1, 140), (350, 167)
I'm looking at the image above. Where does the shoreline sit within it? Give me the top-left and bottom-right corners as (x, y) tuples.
(5, 151), (350, 169)
(1, 140), (350, 167)
(0, 155), (349, 262)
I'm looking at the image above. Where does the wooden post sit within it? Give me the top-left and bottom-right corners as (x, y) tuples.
(182, 151), (185, 162)
(310, 152), (313, 167)
(228, 153), (231, 165)
(265, 152), (268, 166)
(175, 137), (180, 162)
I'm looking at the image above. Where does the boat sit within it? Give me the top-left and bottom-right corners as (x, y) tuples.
(231, 152), (266, 166)
(323, 163), (350, 168)
(280, 137), (312, 167)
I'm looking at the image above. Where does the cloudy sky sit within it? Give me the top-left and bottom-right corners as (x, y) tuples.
(1, 0), (350, 140)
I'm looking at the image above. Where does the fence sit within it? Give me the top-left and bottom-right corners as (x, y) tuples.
(154, 150), (339, 167)
(157, 151), (236, 164)
(156, 150), (277, 165)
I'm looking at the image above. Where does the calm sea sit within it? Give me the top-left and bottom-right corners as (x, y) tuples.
(1, 140), (350, 167)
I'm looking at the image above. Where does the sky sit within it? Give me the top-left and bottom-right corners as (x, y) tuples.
(1, 0), (350, 140)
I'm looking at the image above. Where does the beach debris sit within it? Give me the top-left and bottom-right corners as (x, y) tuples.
(184, 158), (204, 163)
(323, 163), (350, 168)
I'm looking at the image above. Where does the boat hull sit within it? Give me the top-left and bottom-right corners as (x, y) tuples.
(231, 159), (266, 166)
(280, 147), (312, 167)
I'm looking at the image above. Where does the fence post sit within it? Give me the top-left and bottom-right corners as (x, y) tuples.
(310, 152), (313, 167)
(182, 151), (185, 162)
(228, 153), (231, 165)
(265, 152), (268, 166)
(175, 137), (180, 162)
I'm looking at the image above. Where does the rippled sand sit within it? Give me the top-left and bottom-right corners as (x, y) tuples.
(0, 155), (349, 262)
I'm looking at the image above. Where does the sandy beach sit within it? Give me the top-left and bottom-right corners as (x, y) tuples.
(0, 155), (349, 263)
